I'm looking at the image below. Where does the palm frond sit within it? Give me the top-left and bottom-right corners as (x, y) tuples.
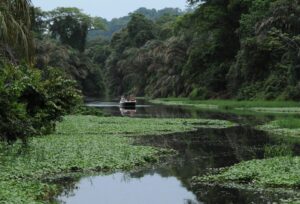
(0, 0), (33, 63)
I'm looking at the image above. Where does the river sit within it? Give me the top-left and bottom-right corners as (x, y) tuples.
(57, 99), (300, 204)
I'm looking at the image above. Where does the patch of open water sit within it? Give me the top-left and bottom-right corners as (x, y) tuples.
(85, 99), (274, 125)
(57, 172), (200, 204)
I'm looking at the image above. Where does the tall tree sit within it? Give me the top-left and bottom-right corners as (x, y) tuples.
(127, 13), (155, 47)
(46, 7), (104, 52)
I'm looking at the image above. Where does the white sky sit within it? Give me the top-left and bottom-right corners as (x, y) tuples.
(31, 0), (188, 20)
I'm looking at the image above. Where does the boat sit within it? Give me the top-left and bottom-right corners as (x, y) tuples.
(120, 96), (136, 108)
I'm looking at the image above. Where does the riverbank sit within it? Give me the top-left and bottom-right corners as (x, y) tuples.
(0, 115), (234, 203)
(151, 98), (300, 113)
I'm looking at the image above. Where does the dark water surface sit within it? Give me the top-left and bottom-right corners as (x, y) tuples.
(57, 99), (300, 204)
(86, 99), (275, 125)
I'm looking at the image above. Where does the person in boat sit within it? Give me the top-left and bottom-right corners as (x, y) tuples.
(129, 95), (136, 101)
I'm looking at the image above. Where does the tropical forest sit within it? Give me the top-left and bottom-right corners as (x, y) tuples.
(1, 0), (300, 203)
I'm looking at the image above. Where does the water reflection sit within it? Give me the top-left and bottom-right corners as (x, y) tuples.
(57, 173), (201, 204)
(85, 99), (275, 126)
(86, 101), (120, 108)
(120, 108), (137, 117)
(86, 99), (195, 119)
(136, 127), (299, 203)
(135, 127), (271, 174)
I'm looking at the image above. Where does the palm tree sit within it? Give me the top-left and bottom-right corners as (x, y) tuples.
(0, 0), (33, 62)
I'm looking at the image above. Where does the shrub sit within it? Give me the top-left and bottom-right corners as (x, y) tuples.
(0, 62), (81, 141)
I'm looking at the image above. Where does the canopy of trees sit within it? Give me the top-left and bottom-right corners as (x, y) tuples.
(100, 0), (300, 100)
(32, 7), (107, 97)
(43, 7), (104, 52)
(87, 7), (185, 41)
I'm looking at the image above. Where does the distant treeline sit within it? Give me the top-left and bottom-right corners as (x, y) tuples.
(88, 7), (185, 41)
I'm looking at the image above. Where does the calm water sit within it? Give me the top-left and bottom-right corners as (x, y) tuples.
(57, 99), (300, 204)
(85, 99), (274, 125)
(58, 173), (200, 204)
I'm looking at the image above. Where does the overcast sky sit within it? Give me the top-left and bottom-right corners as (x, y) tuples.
(31, 0), (188, 20)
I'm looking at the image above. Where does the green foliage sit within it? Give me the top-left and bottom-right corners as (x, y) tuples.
(101, 0), (300, 100)
(105, 0), (247, 98)
(74, 106), (104, 117)
(227, 0), (300, 100)
(0, 62), (81, 141)
(0, 2), (83, 143)
(264, 144), (294, 158)
(58, 115), (234, 135)
(0, 0), (34, 62)
(39, 67), (82, 128)
(87, 7), (184, 41)
(193, 156), (300, 188)
(127, 14), (155, 47)
(134, 7), (183, 21)
(106, 13), (160, 96)
(258, 118), (300, 142)
(30, 1), (300, 100)
(45, 7), (105, 52)
(32, 7), (109, 98)
(276, 118), (300, 129)
(0, 63), (38, 140)
(188, 87), (210, 99)
(35, 38), (107, 97)
(106, 14), (188, 97)
(284, 83), (300, 100)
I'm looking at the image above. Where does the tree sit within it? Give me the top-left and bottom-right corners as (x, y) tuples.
(0, 0), (34, 62)
(228, 0), (300, 99)
(46, 7), (104, 52)
(35, 38), (107, 97)
(127, 13), (155, 47)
